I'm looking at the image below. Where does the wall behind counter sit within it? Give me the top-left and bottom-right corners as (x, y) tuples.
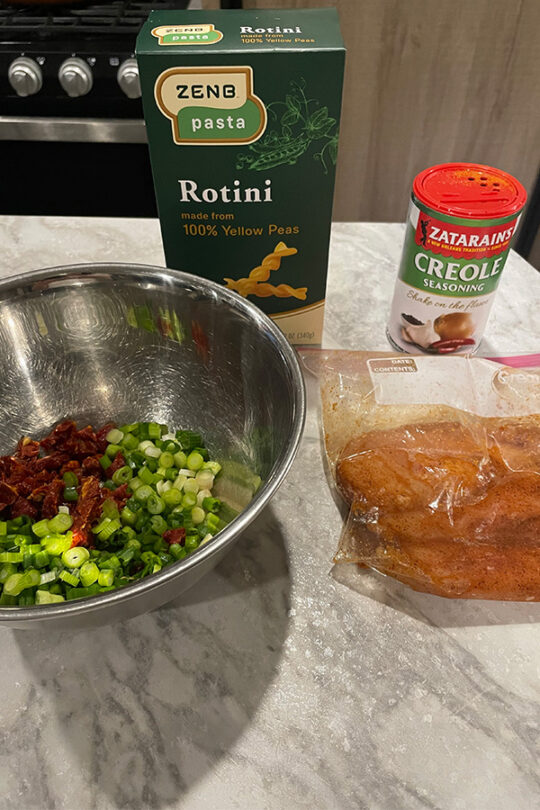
(203, 0), (540, 255)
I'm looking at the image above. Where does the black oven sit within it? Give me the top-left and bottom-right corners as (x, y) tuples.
(0, 0), (190, 217)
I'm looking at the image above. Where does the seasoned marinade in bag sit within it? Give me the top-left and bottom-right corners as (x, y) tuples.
(302, 350), (540, 601)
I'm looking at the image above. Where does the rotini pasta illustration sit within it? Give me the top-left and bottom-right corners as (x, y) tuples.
(224, 242), (307, 300)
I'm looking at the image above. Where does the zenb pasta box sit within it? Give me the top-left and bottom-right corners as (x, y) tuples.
(136, 9), (345, 344)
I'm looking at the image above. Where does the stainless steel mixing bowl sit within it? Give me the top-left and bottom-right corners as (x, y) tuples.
(0, 263), (305, 629)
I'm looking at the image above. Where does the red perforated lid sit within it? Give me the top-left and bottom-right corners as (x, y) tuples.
(413, 163), (527, 219)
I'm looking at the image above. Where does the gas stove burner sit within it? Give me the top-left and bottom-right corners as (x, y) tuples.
(0, 0), (189, 117)
(0, 1), (187, 39)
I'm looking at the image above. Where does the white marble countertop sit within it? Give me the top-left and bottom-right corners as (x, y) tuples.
(0, 217), (539, 810)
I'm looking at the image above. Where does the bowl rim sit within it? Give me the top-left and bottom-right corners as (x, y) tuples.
(0, 262), (306, 623)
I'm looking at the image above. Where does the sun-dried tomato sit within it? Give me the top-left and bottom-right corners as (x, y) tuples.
(40, 421), (76, 452)
(34, 453), (70, 472)
(81, 456), (102, 477)
(60, 459), (81, 475)
(96, 423), (116, 453)
(16, 480), (33, 497)
(71, 527), (91, 548)
(42, 479), (64, 519)
(0, 481), (17, 510)
(106, 482), (129, 509)
(163, 528), (186, 546)
(16, 437), (40, 459)
(11, 496), (38, 520)
(71, 476), (104, 542)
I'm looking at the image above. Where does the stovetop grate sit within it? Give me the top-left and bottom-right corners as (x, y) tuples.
(0, 1), (188, 38)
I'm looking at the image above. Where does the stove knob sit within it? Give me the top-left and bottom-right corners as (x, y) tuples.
(58, 57), (93, 98)
(117, 58), (141, 99)
(8, 57), (43, 97)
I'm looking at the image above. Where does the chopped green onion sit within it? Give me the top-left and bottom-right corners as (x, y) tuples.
(169, 544), (186, 560)
(62, 471), (79, 487)
(148, 422), (161, 440)
(146, 493), (165, 515)
(156, 480), (172, 496)
(202, 461), (222, 476)
(92, 517), (111, 535)
(184, 535), (199, 552)
(195, 470), (214, 490)
(79, 561), (99, 587)
(39, 569), (57, 585)
(158, 451), (174, 469)
(106, 428), (124, 445)
(144, 445), (161, 459)
(206, 513), (221, 534)
(34, 551), (50, 569)
(63, 487), (78, 502)
(35, 589), (65, 604)
(173, 450), (187, 469)
(102, 500), (119, 521)
(97, 568), (114, 587)
(32, 519), (51, 539)
(182, 492), (197, 509)
(134, 484), (153, 502)
(106, 443), (122, 459)
(0, 563), (16, 583)
(137, 466), (154, 485)
(121, 506), (137, 527)
(5, 568), (40, 595)
(172, 475), (187, 492)
(178, 468), (196, 478)
(0, 522), (6, 536)
(47, 512), (73, 534)
(99, 554), (120, 571)
(59, 570), (79, 587)
(120, 422), (138, 433)
(191, 507), (205, 525)
(0, 552), (24, 563)
(128, 477), (143, 492)
(62, 546), (90, 569)
(202, 496), (220, 513)
(149, 515), (168, 535)
(98, 519), (121, 541)
(183, 478), (199, 495)
(175, 430), (202, 451)
(111, 465), (133, 485)
(196, 488), (212, 506)
(138, 440), (154, 452)
(99, 454), (112, 471)
(121, 433), (139, 451)
(186, 451), (204, 471)
(162, 488), (183, 508)
(41, 534), (72, 555)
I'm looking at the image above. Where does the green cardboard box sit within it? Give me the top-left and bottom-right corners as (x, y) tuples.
(136, 9), (345, 344)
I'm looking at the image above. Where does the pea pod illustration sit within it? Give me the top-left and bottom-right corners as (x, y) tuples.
(237, 135), (311, 171)
(237, 78), (339, 172)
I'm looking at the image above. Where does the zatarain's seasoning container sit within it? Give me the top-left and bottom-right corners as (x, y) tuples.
(387, 163), (527, 354)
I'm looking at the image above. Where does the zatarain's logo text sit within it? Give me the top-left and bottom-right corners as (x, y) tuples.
(155, 66), (267, 145)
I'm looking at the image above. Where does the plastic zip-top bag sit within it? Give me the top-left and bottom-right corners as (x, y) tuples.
(302, 350), (540, 601)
